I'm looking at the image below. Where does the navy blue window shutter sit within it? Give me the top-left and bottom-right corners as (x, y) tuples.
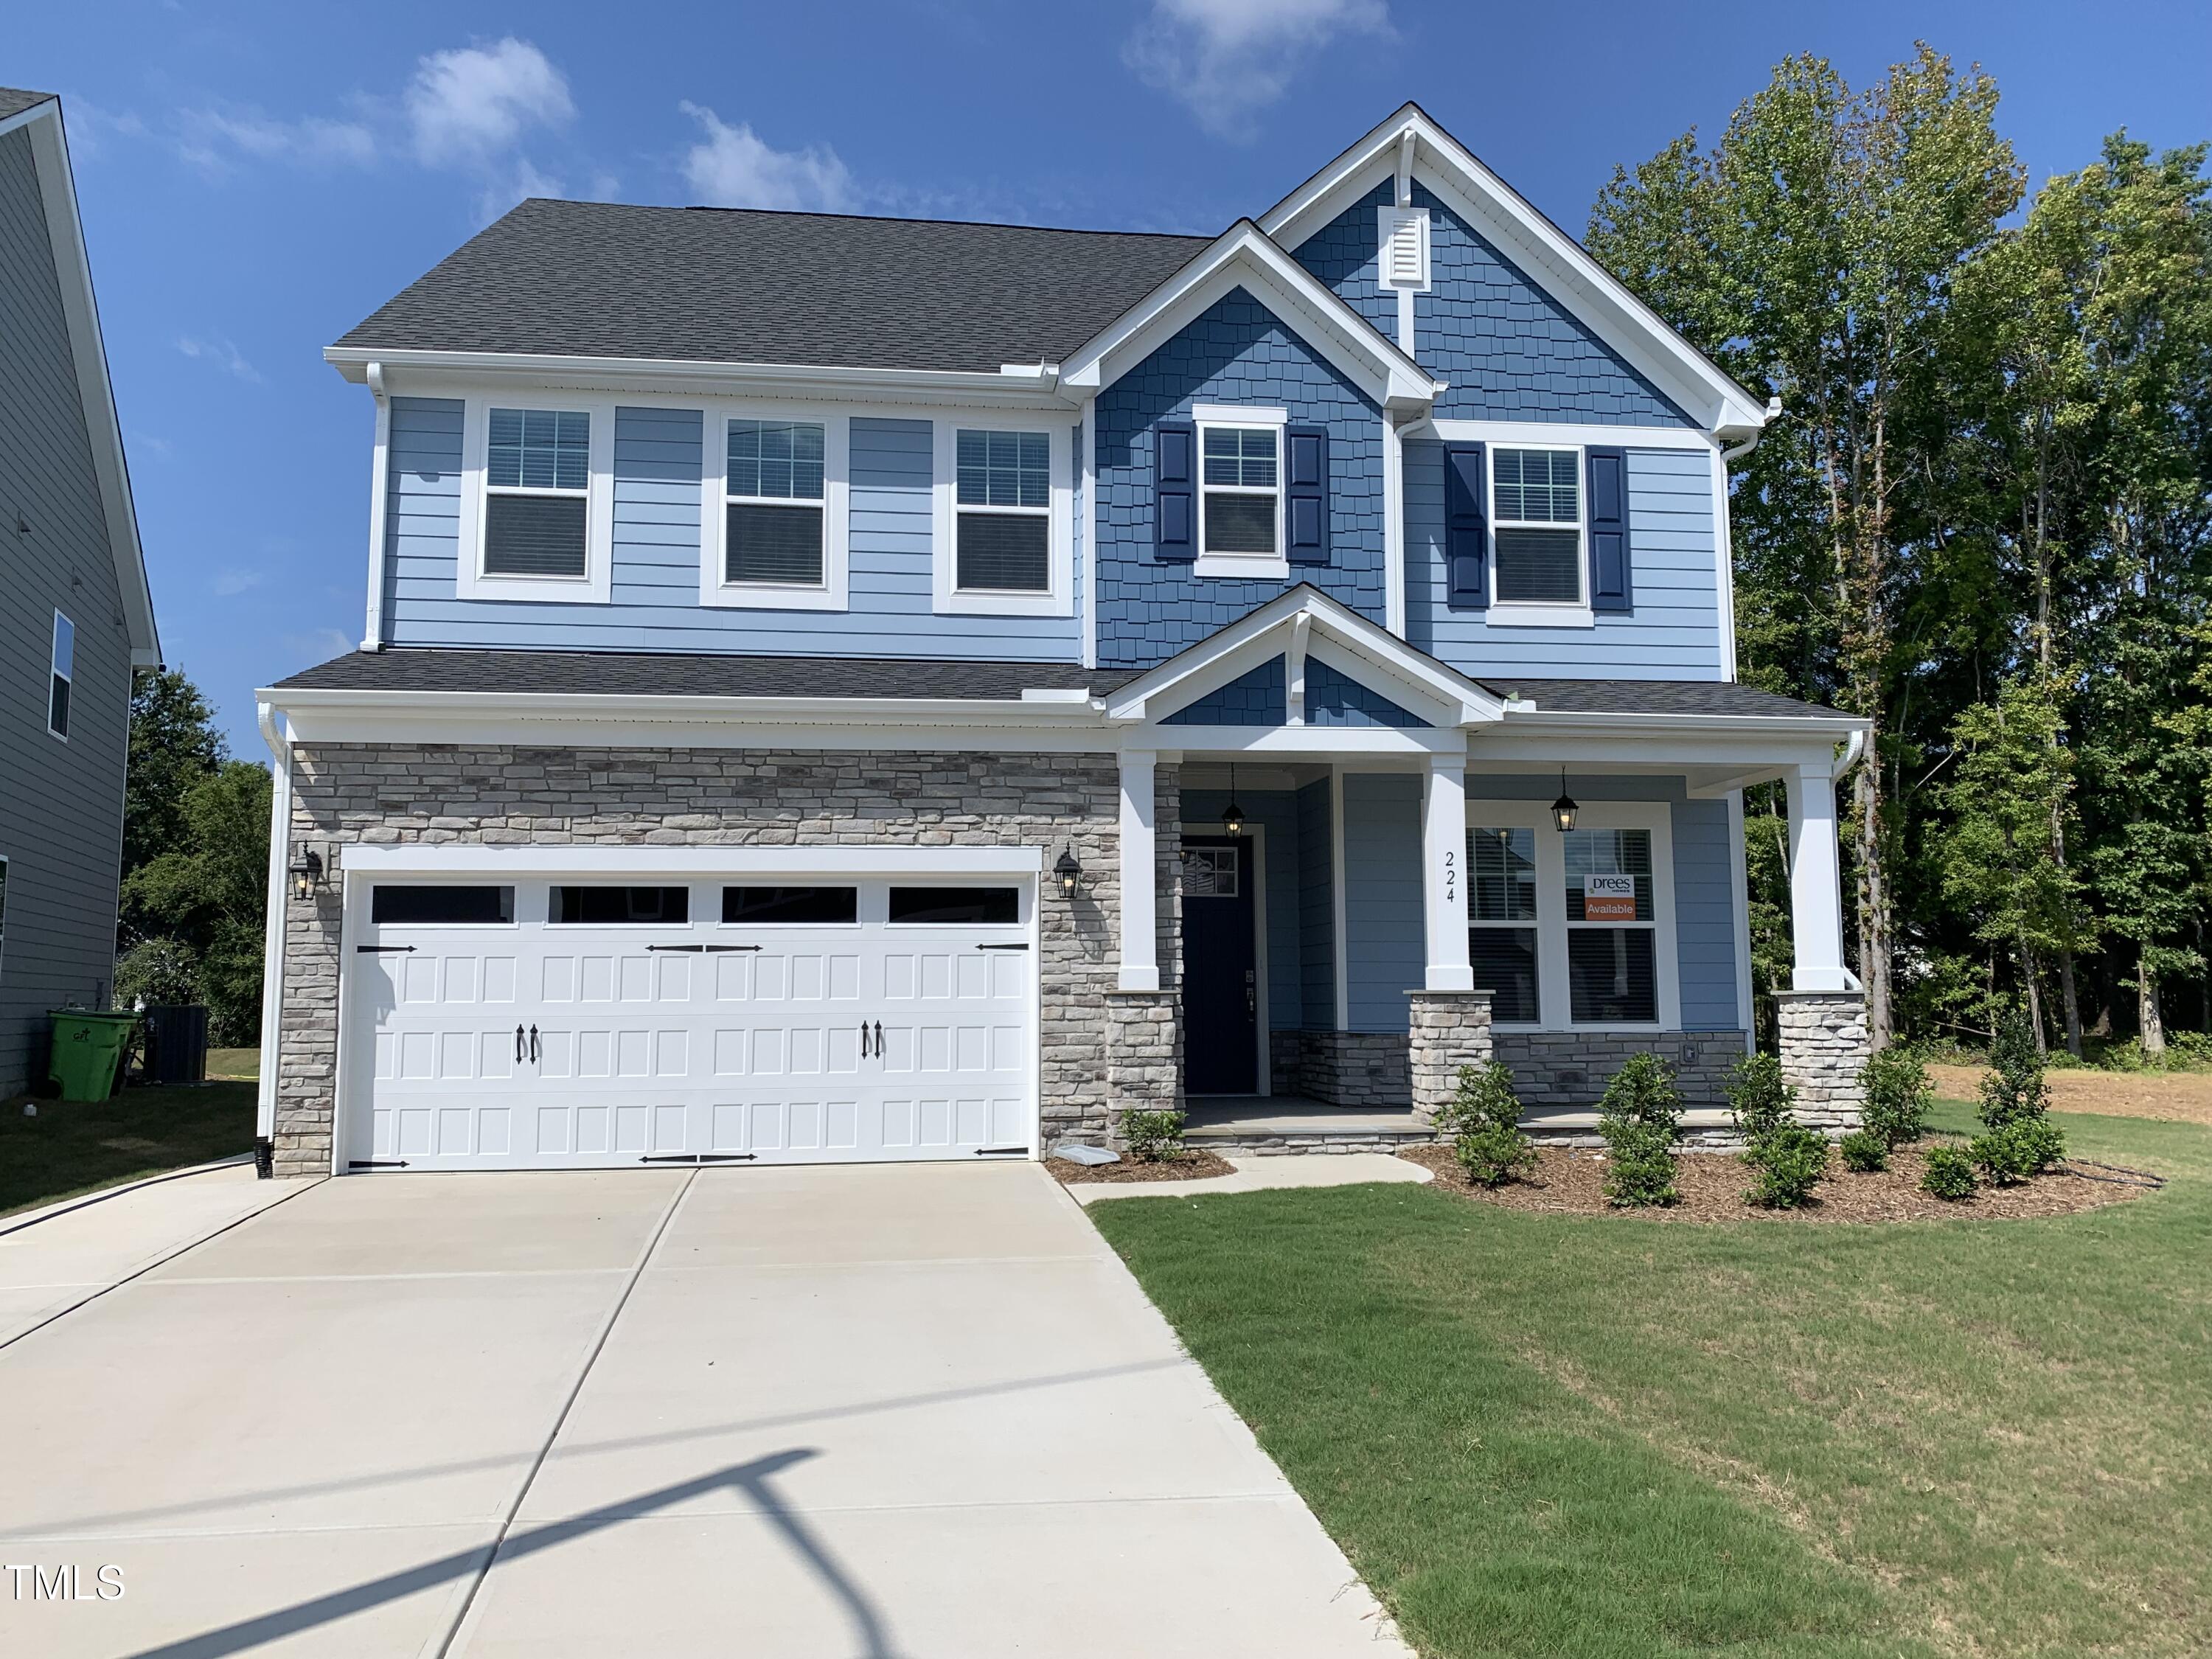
(1586, 445), (1630, 611)
(1154, 422), (1195, 562)
(1285, 425), (1329, 566)
(1444, 442), (1487, 609)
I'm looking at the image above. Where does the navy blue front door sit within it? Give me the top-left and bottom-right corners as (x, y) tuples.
(1180, 835), (1259, 1094)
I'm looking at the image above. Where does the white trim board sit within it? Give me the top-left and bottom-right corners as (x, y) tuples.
(1412, 418), (1718, 452)
(339, 845), (1046, 876)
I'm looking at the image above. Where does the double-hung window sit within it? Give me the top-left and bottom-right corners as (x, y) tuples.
(1464, 807), (1672, 1029)
(953, 429), (1050, 593)
(726, 419), (827, 588)
(1467, 827), (1539, 1022)
(484, 408), (590, 577)
(47, 611), (73, 740)
(1201, 423), (1280, 558)
(1564, 828), (1658, 1024)
(1490, 447), (1582, 605)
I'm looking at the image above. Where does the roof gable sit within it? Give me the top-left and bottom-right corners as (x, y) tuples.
(0, 91), (158, 664)
(1261, 104), (1767, 439)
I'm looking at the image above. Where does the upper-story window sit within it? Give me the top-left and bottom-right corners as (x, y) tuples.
(484, 408), (590, 577)
(1203, 425), (1280, 556)
(460, 398), (612, 604)
(47, 611), (73, 740)
(726, 419), (827, 586)
(1491, 447), (1582, 604)
(953, 429), (1050, 593)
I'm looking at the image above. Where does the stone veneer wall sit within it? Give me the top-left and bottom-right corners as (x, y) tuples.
(1408, 991), (1494, 1124)
(271, 744), (1161, 1176)
(1774, 990), (1869, 1130)
(1283, 1032), (1408, 1106)
(1491, 1031), (1749, 1110)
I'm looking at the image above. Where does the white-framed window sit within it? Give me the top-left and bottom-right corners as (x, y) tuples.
(1490, 445), (1585, 616)
(702, 407), (850, 611)
(47, 611), (73, 740)
(1463, 800), (1677, 1031)
(456, 396), (615, 603)
(1192, 402), (1288, 579)
(931, 414), (1072, 617)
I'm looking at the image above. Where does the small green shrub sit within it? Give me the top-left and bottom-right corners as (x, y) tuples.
(1121, 1109), (1187, 1162)
(1724, 1052), (1796, 1143)
(1978, 1002), (2052, 1128)
(1598, 1054), (1683, 1206)
(1441, 1061), (1535, 1187)
(1920, 1143), (1978, 1200)
(1860, 1046), (1933, 1149)
(1742, 1124), (1829, 1208)
(1970, 1119), (2066, 1185)
(1838, 1129), (1888, 1172)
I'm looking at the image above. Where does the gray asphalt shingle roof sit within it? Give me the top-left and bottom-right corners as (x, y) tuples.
(0, 87), (56, 121)
(274, 649), (1138, 700)
(333, 200), (1214, 373)
(1475, 678), (1851, 720)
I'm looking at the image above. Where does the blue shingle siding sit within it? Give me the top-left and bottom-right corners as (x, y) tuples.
(1095, 289), (1385, 667)
(1305, 657), (1428, 728)
(1182, 787), (1303, 1029)
(1412, 184), (1691, 427)
(380, 404), (1079, 661)
(1404, 442), (1724, 680)
(1164, 655), (1285, 725)
(1341, 773), (1425, 1032)
(1288, 178), (1398, 340)
(1465, 773), (1743, 1032)
(1297, 777), (1336, 1029)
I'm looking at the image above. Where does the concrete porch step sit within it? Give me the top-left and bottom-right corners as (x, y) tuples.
(1183, 1096), (1435, 1157)
(1518, 1107), (1742, 1147)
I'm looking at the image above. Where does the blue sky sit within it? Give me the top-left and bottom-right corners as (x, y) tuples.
(12, 0), (2211, 753)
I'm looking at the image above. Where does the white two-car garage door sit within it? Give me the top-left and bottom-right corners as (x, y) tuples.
(338, 865), (1037, 1172)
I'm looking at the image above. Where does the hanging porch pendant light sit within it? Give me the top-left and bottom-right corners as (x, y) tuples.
(1551, 768), (1579, 834)
(1222, 762), (1246, 838)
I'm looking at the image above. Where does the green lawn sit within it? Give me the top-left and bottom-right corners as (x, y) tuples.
(1091, 1105), (2212, 1659)
(0, 1080), (259, 1218)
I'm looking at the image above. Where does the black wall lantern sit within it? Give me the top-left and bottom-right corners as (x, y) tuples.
(1221, 762), (1246, 838)
(289, 846), (324, 901)
(1551, 769), (1579, 834)
(1054, 846), (1082, 897)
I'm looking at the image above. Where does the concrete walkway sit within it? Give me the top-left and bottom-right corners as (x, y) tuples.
(1066, 1150), (1436, 1203)
(0, 1162), (1408, 1658)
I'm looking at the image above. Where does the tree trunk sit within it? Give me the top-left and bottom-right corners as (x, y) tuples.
(2023, 943), (2047, 1055)
(1854, 737), (1892, 1047)
(2140, 947), (2166, 1058)
(2056, 947), (2083, 1057)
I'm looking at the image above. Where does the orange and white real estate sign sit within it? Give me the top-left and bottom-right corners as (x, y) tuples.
(1582, 873), (1638, 921)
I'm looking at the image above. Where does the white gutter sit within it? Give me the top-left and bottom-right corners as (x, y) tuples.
(252, 701), (293, 1163)
(1721, 395), (1784, 462)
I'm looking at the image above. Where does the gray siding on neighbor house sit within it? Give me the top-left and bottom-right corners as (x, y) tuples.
(0, 125), (131, 1091)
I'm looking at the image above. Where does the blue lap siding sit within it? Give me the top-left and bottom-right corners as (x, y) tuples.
(1094, 290), (1385, 667)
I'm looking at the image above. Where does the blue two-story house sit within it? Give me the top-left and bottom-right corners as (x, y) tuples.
(256, 105), (1868, 1178)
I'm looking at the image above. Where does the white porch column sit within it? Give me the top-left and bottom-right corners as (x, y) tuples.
(1422, 751), (1473, 991)
(1784, 760), (1854, 991)
(1118, 750), (1159, 992)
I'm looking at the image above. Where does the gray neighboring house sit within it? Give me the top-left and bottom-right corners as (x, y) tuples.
(0, 88), (161, 1092)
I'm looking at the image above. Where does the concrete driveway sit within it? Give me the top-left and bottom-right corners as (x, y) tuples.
(0, 1162), (1405, 1657)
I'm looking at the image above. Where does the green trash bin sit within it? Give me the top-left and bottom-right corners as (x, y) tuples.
(49, 1010), (138, 1102)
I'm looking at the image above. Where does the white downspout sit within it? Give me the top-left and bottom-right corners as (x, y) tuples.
(1720, 394), (1784, 463)
(253, 700), (293, 1169)
(360, 361), (389, 651)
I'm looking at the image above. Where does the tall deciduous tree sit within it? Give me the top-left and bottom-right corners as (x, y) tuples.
(1591, 46), (2023, 1047)
(122, 669), (226, 886)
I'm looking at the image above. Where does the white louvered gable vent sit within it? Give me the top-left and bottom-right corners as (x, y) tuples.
(1378, 206), (1430, 290)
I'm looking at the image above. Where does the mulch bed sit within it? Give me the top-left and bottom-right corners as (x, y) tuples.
(1399, 1140), (2154, 1223)
(1049, 1148), (1237, 1185)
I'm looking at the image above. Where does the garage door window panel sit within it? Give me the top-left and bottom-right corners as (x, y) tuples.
(550, 886), (692, 925)
(723, 886), (858, 925)
(371, 885), (516, 926)
(886, 887), (1020, 925)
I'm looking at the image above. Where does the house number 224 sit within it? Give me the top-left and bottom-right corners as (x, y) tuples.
(1441, 848), (1456, 906)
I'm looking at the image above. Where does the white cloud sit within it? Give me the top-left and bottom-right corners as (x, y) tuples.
(212, 566), (263, 597)
(1125, 0), (1389, 138)
(407, 38), (573, 165)
(177, 108), (376, 172)
(678, 102), (852, 212)
(174, 336), (264, 384)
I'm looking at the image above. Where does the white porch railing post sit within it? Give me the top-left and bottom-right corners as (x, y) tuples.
(1422, 752), (1473, 991)
(1784, 760), (1854, 992)
(1118, 750), (1159, 992)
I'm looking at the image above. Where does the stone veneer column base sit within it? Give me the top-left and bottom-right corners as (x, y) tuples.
(1775, 990), (1870, 1130)
(1407, 990), (1495, 1126)
(1102, 989), (1183, 1147)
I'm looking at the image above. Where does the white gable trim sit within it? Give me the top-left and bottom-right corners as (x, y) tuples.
(1058, 221), (1439, 414)
(6, 97), (159, 665)
(1259, 105), (1770, 441)
(1106, 585), (1500, 728)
